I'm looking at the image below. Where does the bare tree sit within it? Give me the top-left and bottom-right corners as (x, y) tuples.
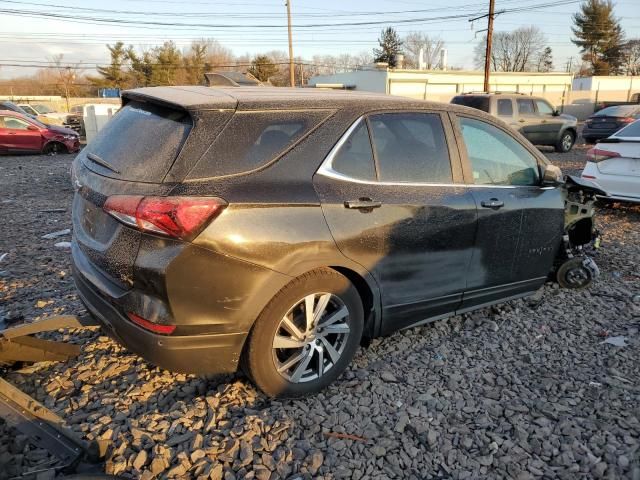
(403, 33), (444, 69)
(622, 39), (640, 75)
(474, 26), (547, 72)
(51, 54), (84, 111)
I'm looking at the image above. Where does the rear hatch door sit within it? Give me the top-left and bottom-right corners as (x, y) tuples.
(72, 100), (192, 290)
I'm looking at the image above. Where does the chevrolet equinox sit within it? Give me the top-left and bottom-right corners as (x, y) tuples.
(72, 86), (597, 397)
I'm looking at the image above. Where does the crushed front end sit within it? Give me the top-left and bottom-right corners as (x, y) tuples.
(555, 175), (608, 289)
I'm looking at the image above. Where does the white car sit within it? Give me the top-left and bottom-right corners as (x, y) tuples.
(581, 119), (640, 203)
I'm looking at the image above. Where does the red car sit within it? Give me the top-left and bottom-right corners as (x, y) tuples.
(0, 110), (80, 155)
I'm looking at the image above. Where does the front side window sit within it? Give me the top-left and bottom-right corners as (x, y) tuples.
(497, 99), (513, 117)
(4, 117), (31, 130)
(517, 99), (536, 115)
(459, 117), (540, 186)
(535, 100), (555, 115)
(331, 121), (376, 181)
(368, 113), (452, 183)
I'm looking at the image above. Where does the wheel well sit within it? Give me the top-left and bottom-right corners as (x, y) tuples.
(44, 141), (68, 153)
(563, 127), (577, 138)
(329, 266), (376, 339)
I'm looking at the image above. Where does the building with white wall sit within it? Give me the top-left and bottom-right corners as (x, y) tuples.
(309, 68), (574, 104)
(572, 75), (638, 92)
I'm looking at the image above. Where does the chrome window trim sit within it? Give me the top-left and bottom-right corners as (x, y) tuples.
(316, 115), (542, 190)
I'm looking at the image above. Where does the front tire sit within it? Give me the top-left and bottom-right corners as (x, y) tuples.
(43, 142), (67, 156)
(555, 130), (575, 153)
(243, 268), (363, 398)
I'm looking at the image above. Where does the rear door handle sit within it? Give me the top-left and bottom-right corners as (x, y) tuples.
(481, 198), (504, 209)
(519, 119), (526, 123)
(344, 198), (382, 210)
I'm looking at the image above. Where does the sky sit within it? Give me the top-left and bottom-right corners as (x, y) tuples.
(0, 0), (639, 79)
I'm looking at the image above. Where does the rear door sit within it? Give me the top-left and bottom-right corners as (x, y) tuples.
(2, 116), (42, 152)
(451, 114), (564, 309)
(72, 101), (193, 290)
(315, 111), (478, 333)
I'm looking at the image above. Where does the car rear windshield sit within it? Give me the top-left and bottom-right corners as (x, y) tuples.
(82, 101), (191, 182)
(594, 105), (639, 117)
(615, 120), (640, 138)
(451, 96), (490, 113)
(187, 110), (332, 179)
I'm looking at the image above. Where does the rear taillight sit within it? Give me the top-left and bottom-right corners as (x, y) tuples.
(586, 148), (621, 163)
(620, 117), (636, 124)
(127, 312), (176, 335)
(104, 195), (226, 240)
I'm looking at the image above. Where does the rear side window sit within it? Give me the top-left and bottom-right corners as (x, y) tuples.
(84, 101), (191, 182)
(497, 99), (513, 116)
(188, 110), (331, 178)
(459, 117), (539, 186)
(451, 96), (490, 113)
(369, 113), (452, 183)
(331, 121), (376, 181)
(517, 99), (536, 115)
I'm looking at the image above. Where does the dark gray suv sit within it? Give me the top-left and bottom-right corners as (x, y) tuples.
(451, 93), (578, 153)
(72, 86), (599, 397)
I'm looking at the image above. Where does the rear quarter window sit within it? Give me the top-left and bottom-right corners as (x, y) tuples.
(83, 101), (191, 182)
(451, 96), (490, 113)
(187, 110), (332, 179)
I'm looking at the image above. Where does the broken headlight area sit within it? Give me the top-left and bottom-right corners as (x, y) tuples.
(555, 175), (608, 289)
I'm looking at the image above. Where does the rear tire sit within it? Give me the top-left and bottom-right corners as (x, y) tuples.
(243, 268), (363, 398)
(555, 130), (575, 153)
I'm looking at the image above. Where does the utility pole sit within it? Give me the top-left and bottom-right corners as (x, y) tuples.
(483, 0), (495, 92)
(286, 0), (295, 87)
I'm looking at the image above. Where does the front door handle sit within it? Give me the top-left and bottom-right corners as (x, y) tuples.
(344, 198), (382, 210)
(519, 119), (526, 123)
(481, 198), (504, 209)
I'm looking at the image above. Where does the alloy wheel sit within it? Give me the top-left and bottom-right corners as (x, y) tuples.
(562, 133), (573, 151)
(272, 293), (350, 383)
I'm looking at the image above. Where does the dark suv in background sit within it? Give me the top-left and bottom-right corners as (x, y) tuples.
(451, 92), (578, 153)
(72, 86), (595, 397)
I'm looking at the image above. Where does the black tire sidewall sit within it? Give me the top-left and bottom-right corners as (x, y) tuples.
(557, 131), (575, 152)
(245, 269), (364, 398)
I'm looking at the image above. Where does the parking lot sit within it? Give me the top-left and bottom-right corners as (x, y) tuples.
(1, 145), (639, 479)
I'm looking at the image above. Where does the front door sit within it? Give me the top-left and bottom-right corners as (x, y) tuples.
(314, 111), (478, 334)
(451, 114), (565, 310)
(2, 116), (42, 152)
(535, 99), (564, 144)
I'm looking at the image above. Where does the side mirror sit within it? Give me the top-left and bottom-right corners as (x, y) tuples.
(27, 125), (39, 131)
(552, 110), (560, 116)
(542, 164), (563, 186)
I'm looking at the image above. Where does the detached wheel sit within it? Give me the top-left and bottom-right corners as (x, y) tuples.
(557, 257), (595, 289)
(43, 142), (67, 156)
(244, 269), (363, 398)
(555, 130), (575, 153)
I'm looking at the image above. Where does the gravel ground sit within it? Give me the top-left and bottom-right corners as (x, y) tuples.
(1, 145), (639, 480)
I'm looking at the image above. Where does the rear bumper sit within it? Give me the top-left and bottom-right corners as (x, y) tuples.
(72, 250), (247, 375)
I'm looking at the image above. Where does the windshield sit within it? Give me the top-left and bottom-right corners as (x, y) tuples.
(34, 104), (54, 114)
(594, 105), (640, 117)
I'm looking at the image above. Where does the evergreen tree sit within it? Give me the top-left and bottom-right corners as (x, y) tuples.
(93, 42), (128, 88)
(184, 42), (208, 85)
(373, 27), (403, 67)
(248, 55), (278, 82)
(537, 47), (554, 72)
(150, 41), (182, 86)
(572, 0), (624, 75)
